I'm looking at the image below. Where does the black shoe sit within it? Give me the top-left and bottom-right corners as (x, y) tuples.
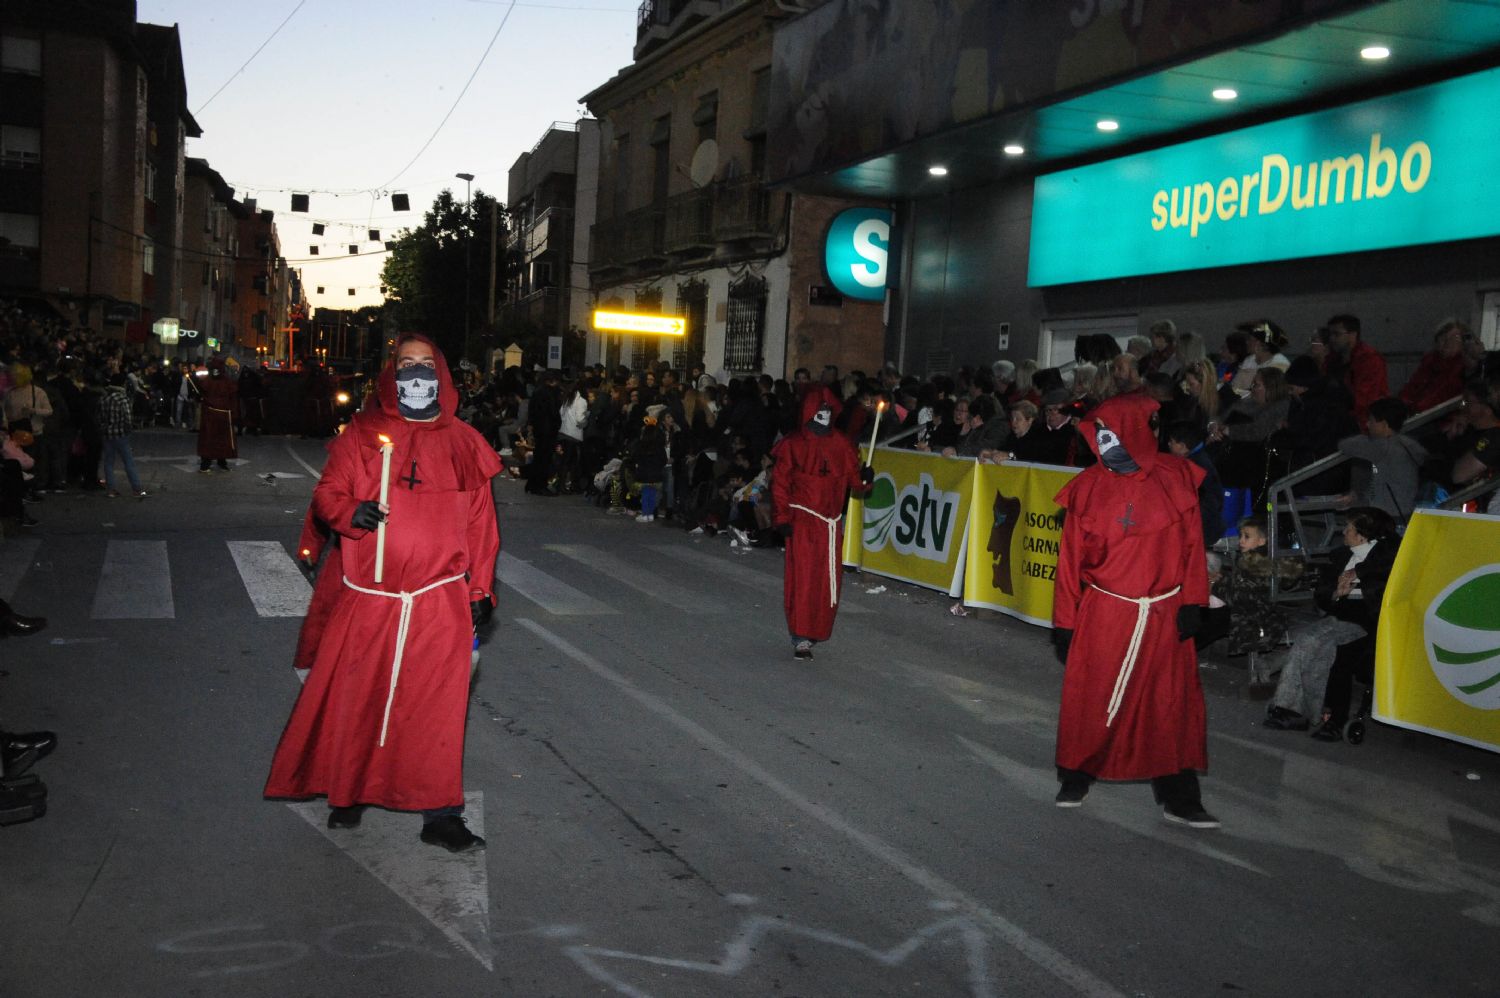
(420, 814), (485, 852)
(2, 611), (47, 637)
(327, 805), (365, 829)
(217, 460), (230, 471)
(793, 639), (814, 660)
(1162, 803), (1221, 829)
(1055, 777), (1091, 808)
(17, 513), (39, 528)
(1262, 709), (1309, 731)
(1310, 718), (1343, 742)
(2, 730), (57, 777)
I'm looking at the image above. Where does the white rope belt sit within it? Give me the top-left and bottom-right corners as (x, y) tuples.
(789, 503), (842, 606)
(1092, 583), (1181, 727)
(342, 573), (467, 746)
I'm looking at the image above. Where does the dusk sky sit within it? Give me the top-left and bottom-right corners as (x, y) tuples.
(135, 0), (637, 311)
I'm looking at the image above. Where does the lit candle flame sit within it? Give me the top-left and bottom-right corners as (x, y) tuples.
(876, 400), (887, 412)
(377, 433), (392, 446)
(301, 548), (311, 557)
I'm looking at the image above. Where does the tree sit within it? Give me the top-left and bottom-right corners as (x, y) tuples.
(380, 188), (503, 364)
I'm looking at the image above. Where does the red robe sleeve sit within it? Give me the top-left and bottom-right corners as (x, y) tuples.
(1053, 482), (1085, 631)
(312, 429), (373, 542)
(465, 480), (500, 602)
(1175, 461), (1211, 606)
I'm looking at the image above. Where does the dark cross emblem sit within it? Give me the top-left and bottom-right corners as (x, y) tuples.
(1116, 503), (1139, 535)
(400, 460), (422, 490)
(818, 459), (831, 476)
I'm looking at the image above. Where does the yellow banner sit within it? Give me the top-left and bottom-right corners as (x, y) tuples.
(844, 448), (974, 594)
(1375, 510), (1500, 753)
(961, 462), (1080, 626)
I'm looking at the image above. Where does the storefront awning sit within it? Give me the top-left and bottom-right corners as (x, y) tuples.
(776, 0), (1500, 199)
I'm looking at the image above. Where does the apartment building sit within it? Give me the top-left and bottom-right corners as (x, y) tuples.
(583, 0), (885, 379)
(0, 1), (199, 343)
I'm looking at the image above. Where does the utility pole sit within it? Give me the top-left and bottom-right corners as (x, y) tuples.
(456, 172), (475, 362)
(487, 199), (499, 327)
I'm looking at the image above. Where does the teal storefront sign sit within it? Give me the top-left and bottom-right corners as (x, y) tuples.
(825, 207), (893, 301)
(1028, 65), (1500, 287)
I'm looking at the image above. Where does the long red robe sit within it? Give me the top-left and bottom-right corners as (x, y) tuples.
(196, 367), (238, 460)
(1052, 393), (1209, 780)
(265, 336), (501, 811)
(772, 387), (868, 642)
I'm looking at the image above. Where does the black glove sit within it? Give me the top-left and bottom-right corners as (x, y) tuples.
(470, 595), (494, 630)
(298, 556), (318, 585)
(777, 523), (793, 538)
(859, 465), (875, 486)
(1176, 605), (1203, 642)
(1051, 628), (1073, 664)
(351, 500), (385, 531)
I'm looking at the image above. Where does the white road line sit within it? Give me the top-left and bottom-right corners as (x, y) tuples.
(649, 544), (872, 615)
(545, 544), (722, 613)
(92, 540), (174, 619)
(496, 552), (617, 616)
(516, 617), (1124, 998)
(0, 537), (40, 602)
(287, 790), (491, 969)
(227, 541), (313, 617)
(284, 442), (324, 480)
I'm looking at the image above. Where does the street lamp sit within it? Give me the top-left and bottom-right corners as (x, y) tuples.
(456, 172), (475, 363)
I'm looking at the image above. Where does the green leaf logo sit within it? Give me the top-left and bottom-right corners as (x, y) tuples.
(1425, 566), (1500, 709)
(862, 474), (897, 550)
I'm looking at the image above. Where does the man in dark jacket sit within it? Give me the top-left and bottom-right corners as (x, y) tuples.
(526, 369), (562, 496)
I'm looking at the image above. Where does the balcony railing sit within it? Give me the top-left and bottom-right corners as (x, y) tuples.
(663, 188), (714, 255)
(589, 177), (781, 273)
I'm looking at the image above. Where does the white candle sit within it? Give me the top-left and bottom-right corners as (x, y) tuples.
(866, 399), (886, 464)
(374, 434), (393, 583)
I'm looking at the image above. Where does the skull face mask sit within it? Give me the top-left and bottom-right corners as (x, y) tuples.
(1095, 420), (1140, 474)
(395, 364), (440, 420)
(809, 404), (833, 435)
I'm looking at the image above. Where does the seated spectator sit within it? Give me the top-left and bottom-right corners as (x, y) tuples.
(1400, 318), (1469, 413)
(943, 394), (1007, 458)
(1264, 508), (1398, 737)
(1335, 397), (1427, 520)
(1110, 352), (1143, 396)
(1220, 329), (1253, 396)
(1144, 319), (1179, 378)
(1181, 358), (1231, 430)
(1451, 378), (1500, 514)
(1165, 421), (1226, 547)
(985, 400), (1039, 463)
(1271, 356), (1358, 493)
(1324, 313), (1389, 430)
(1222, 516), (1304, 669)
(1209, 367), (1292, 489)
(1236, 320), (1292, 396)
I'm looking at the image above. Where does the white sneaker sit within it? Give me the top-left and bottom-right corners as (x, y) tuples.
(688, 526), (705, 535)
(635, 513), (654, 522)
(730, 526), (751, 546)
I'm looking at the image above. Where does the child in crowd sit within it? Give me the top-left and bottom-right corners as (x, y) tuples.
(1224, 516), (1304, 683)
(627, 417), (667, 523)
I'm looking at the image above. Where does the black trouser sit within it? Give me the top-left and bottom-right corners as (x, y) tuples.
(526, 432), (557, 492)
(0, 459), (24, 518)
(1058, 767), (1204, 809)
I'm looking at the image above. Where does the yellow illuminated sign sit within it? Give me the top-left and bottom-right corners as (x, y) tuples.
(592, 310), (685, 336)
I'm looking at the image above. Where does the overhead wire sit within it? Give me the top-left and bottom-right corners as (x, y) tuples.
(193, 0), (308, 117)
(375, 0), (518, 190)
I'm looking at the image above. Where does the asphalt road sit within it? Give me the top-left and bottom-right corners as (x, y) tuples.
(2, 426), (1498, 997)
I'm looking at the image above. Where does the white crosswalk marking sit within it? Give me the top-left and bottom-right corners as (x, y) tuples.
(546, 543), (723, 613)
(228, 541), (314, 617)
(649, 544), (872, 614)
(495, 552), (616, 616)
(92, 540), (174, 619)
(0, 537), (40, 602)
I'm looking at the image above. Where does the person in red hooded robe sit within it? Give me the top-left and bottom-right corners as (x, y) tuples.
(1050, 392), (1219, 828)
(196, 355), (238, 472)
(771, 386), (873, 659)
(265, 334), (501, 852)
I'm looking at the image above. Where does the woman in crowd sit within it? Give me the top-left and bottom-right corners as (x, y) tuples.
(1209, 367), (1292, 489)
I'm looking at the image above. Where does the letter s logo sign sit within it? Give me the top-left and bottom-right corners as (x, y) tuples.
(825, 208), (894, 301)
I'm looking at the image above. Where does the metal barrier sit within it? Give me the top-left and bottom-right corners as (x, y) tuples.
(1265, 394), (1463, 600)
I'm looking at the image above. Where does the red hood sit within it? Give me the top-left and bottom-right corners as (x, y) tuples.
(376, 333), (458, 423)
(800, 385), (842, 425)
(1083, 393), (1160, 470)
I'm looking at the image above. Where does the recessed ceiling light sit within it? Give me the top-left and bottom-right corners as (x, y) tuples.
(1003, 144), (1025, 156)
(1096, 119), (1119, 132)
(928, 165), (949, 176)
(1212, 88), (1238, 101)
(1361, 45), (1390, 60)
